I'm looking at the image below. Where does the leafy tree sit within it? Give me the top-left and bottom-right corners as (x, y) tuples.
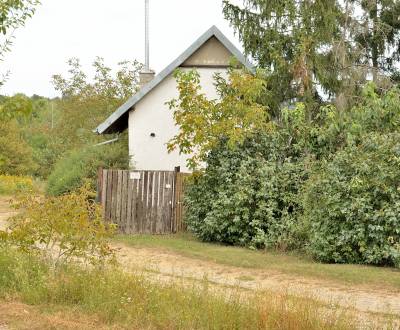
(0, 94), (36, 175)
(52, 57), (142, 152)
(0, 93), (33, 120)
(222, 0), (343, 113)
(0, 120), (36, 175)
(222, 1), (400, 112)
(183, 82), (400, 267)
(167, 68), (271, 169)
(0, 0), (40, 86)
(351, 0), (400, 81)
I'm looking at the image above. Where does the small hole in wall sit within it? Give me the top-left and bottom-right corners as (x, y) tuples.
(150, 133), (156, 137)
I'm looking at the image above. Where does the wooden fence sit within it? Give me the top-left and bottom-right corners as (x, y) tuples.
(97, 169), (189, 234)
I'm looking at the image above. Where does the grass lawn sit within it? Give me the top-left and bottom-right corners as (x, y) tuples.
(115, 233), (400, 291)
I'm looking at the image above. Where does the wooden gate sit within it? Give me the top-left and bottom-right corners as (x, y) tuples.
(97, 169), (188, 234)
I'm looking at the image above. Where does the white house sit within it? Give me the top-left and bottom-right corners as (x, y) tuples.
(95, 26), (252, 172)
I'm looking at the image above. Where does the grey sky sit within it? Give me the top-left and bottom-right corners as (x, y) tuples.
(1, 0), (243, 97)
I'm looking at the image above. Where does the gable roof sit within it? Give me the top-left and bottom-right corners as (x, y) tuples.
(95, 25), (253, 134)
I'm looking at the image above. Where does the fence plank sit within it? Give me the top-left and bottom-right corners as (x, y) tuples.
(152, 171), (160, 234)
(126, 173), (133, 234)
(105, 170), (112, 221)
(147, 172), (154, 234)
(132, 177), (139, 233)
(156, 171), (164, 234)
(101, 170), (107, 218)
(163, 172), (172, 234)
(111, 170), (119, 223)
(140, 171), (147, 233)
(99, 169), (188, 235)
(160, 172), (167, 233)
(121, 171), (128, 233)
(115, 171), (122, 228)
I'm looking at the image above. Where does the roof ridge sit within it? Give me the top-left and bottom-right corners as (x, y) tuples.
(95, 26), (253, 134)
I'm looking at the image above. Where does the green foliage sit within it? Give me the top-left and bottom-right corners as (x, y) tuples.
(0, 119), (36, 175)
(352, 0), (400, 79)
(0, 57), (140, 180)
(51, 57), (141, 152)
(0, 93), (33, 120)
(223, 0), (344, 111)
(186, 152), (309, 250)
(0, 0), (39, 35)
(11, 95), (63, 178)
(185, 104), (311, 250)
(0, 0), (40, 86)
(46, 137), (129, 196)
(222, 0), (400, 111)
(0, 94), (38, 175)
(303, 133), (400, 267)
(184, 83), (400, 267)
(2, 184), (116, 265)
(168, 68), (271, 169)
(0, 175), (33, 195)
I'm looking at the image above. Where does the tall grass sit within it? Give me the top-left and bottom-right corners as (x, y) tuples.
(0, 175), (34, 195)
(0, 247), (356, 330)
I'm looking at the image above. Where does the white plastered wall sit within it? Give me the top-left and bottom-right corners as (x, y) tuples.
(128, 68), (226, 172)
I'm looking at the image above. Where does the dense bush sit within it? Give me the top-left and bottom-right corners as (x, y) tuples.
(185, 104), (312, 250)
(303, 133), (400, 267)
(184, 84), (400, 267)
(47, 137), (129, 196)
(186, 151), (309, 250)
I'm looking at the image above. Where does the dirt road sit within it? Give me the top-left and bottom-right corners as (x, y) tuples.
(115, 243), (400, 319)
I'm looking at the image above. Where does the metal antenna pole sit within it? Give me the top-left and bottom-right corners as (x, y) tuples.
(145, 0), (150, 72)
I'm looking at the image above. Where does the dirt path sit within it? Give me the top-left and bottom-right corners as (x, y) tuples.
(115, 242), (400, 321)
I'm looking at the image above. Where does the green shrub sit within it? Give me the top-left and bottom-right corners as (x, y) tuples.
(185, 133), (309, 250)
(4, 184), (116, 265)
(303, 133), (400, 267)
(27, 132), (62, 178)
(0, 120), (37, 176)
(46, 137), (129, 196)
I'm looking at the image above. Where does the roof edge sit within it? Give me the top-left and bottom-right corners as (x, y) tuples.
(95, 25), (254, 134)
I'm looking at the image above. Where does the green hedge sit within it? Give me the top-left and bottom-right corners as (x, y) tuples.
(303, 133), (400, 267)
(185, 131), (310, 250)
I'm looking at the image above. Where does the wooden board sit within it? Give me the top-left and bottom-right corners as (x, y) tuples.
(98, 169), (189, 234)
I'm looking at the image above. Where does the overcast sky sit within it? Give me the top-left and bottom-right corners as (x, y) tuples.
(1, 0), (243, 97)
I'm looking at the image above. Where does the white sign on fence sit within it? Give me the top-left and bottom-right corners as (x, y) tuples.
(130, 172), (141, 180)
